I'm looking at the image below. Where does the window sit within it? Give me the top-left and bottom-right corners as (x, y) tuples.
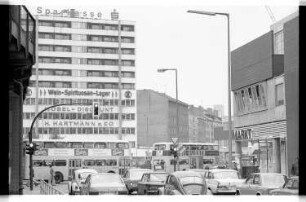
(88, 59), (102, 65)
(88, 35), (102, 42)
(274, 30), (284, 54)
(121, 25), (134, 32)
(275, 83), (284, 106)
(121, 37), (134, 43)
(87, 47), (103, 53)
(39, 45), (53, 51)
(72, 34), (86, 41)
(122, 60), (134, 66)
(89, 23), (103, 30)
(55, 33), (71, 40)
(122, 48), (134, 55)
(54, 21), (70, 28)
(54, 45), (71, 52)
(54, 160), (67, 166)
(39, 32), (54, 39)
(39, 21), (53, 27)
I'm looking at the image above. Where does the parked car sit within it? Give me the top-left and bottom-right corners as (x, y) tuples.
(236, 173), (287, 195)
(137, 172), (169, 195)
(68, 169), (98, 195)
(205, 169), (244, 195)
(160, 171), (208, 195)
(122, 168), (151, 194)
(80, 173), (128, 195)
(269, 176), (299, 195)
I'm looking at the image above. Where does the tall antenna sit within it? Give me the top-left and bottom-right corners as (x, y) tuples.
(264, 4), (277, 23)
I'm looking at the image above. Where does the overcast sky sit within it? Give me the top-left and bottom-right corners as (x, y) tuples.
(23, 0), (298, 116)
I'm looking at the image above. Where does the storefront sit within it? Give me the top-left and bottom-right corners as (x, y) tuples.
(234, 120), (287, 177)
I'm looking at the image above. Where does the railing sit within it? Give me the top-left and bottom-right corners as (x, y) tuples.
(39, 179), (65, 195)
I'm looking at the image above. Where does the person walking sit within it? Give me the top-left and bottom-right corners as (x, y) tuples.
(49, 164), (55, 185)
(291, 157), (299, 176)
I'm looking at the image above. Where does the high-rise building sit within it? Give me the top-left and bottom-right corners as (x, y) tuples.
(23, 8), (137, 148)
(231, 11), (298, 176)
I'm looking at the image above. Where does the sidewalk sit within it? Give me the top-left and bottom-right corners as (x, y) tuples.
(23, 184), (41, 195)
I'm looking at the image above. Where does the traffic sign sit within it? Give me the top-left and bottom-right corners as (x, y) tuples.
(171, 137), (178, 145)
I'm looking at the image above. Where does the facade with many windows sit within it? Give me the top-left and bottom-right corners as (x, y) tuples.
(23, 9), (137, 149)
(231, 12), (298, 176)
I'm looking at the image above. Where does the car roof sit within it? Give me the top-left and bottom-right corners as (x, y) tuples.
(209, 169), (238, 172)
(145, 172), (168, 175)
(75, 169), (98, 174)
(171, 171), (203, 178)
(252, 173), (285, 176)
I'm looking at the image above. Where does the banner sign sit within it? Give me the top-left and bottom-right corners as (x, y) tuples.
(34, 148), (48, 156)
(38, 120), (117, 127)
(205, 150), (219, 156)
(46, 106), (116, 113)
(112, 148), (124, 156)
(48, 149), (74, 156)
(88, 149), (111, 156)
(75, 149), (88, 156)
(233, 129), (253, 140)
(27, 87), (135, 99)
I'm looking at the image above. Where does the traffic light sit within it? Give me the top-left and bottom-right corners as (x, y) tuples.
(170, 146), (178, 158)
(25, 143), (35, 155)
(93, 102), (99, 116)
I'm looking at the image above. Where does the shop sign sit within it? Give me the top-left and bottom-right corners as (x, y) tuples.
(39, 120), (117, 127)
(28, 87), (135, 99)
(233, 129), (253, 140)
(37, 7), (103, 19)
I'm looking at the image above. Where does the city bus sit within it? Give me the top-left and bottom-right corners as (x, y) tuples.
(23, 139), (132, 183)
(152, 142), (219, 173)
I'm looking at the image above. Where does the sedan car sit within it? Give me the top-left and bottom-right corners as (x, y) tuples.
(68, 169), (98, 195)
(137, 172), (169, 195)
(269, 176), (299, 195)
(205, 169), (244, 195)
(236, 173), (287, 195)
(80, 173), (128, 195)
(160, 171), (207, 195)
(122, 168), (152, 194)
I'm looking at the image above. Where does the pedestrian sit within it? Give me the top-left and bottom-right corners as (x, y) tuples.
(49, 164), (55, 185)
(291, 157), (299, 176)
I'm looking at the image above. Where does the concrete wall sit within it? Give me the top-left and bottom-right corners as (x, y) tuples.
(283, 16), (299, 175)
(231, 32), (273, 91)
(137, 90), (168, 147)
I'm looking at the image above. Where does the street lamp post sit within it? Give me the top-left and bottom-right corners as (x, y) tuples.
(187, 10), (233, 169)
(157, 68), (179, 171)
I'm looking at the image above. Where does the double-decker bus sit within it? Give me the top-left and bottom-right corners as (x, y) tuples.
(152, 142), (219, 173)
(23, 139), (132, 183)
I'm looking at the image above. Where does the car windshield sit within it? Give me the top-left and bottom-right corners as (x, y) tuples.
(183, 184), (204, 195)
(285, 179), (299, 189)
(91, 174), (124, 186)
(130, 170), (150, 180)
(149, 173), (168, 182)
(78, 172), (95, 180)
(179, 176), (203, 185)
(261, 175), (286, 188)
(213, 171), (239, 179)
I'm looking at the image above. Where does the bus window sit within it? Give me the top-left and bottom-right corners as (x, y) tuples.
(106, 159), (117, 166)
(203, 159), (214, 164)
(71, 142), (83, 148)
(179, 159), (189, 165)
(84, 142), (94, 148)
(207, 145), (213, 150)
(54, 160), (67, 166)
(94, 142), (107, 149)
(44, 142), (55, 148)
(213, 145), (218, 150)
(116, 142), (128, 149)
(154, 144), (166, 150)
(33, 160), (44, 167)
(34, 142), (44, 149)
(203, 145), (208, 150)
(55, 142), (68, 148)
(45, 160), (54, 166)
(96, 160), (106, 166)
(108, 142), (116, 149)
(84, 160), (95, 166)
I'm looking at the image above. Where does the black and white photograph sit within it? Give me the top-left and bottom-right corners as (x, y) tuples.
(4, 0), (301, 201)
